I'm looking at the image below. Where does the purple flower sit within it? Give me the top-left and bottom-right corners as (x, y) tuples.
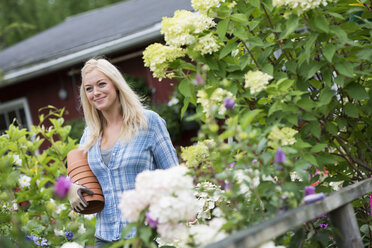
(224, 97), (235, 109)
(195, 74), (203, 85)
(229, 161), (236, 168)
(275, 149), (286, 163)
(54, 176), (71, 197)
(65, 231), (74, 240)
(305, 186), (316, 196)
(319, 223), (328, 229)
(145, 212), (158, 229)
(304, 193), (325, 204)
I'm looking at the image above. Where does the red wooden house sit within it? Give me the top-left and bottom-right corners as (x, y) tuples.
(0, 0), (192, 135)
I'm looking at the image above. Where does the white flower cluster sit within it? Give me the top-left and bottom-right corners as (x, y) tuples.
(191, 0), (225, 14)
(197, 88), (234, 117)
(244, 70), (273, 95)
(143, 43), (186, 80)
(268, 126), (298, 148)
(272, 0), (331, 14)
(60, 242), (84, 248)
(234, 168), (260, 196)
(181, 139), (215, 168)
(194, 33), (221, 55)
(118, 166), (199, 242)
(195, 181), (224, 220)
(161, 10), (216, 47)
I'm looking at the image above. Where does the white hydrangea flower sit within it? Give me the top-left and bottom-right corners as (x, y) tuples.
(197, 88), (234, 117)
(119, 166), (199, 234)
(244, 71), (273, 94)
(143, 43), (185, 80)
(268, 126), (298, 148)
(161, 10), (216, 47)
(192, 0), (225, 14)
(60, 242), (84, 248)
(158, 222), (190, 243)
(12, 200), (18, 211)
(189, 218), (227, 246)
(234, 169), (260, 196)
(259, 240), (286, 248)
(272, 0), (331, 14)
(19, 175), (31, 188)
(194, 33), (221, 55)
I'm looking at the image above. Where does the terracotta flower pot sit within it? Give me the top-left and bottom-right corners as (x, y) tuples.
(67, 149), (104, 214)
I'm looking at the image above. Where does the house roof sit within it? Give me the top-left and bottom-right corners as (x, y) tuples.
(0, 0), (192, 86)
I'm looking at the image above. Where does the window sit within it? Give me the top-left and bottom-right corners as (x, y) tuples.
(0, 98), (33, 134)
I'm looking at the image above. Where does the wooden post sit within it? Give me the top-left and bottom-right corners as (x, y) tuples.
(329, 203), (363, 248)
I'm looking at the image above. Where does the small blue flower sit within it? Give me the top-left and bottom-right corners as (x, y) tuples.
(65, 231), (74, 240)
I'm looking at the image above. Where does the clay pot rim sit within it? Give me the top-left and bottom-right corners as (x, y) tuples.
(67, 164), (90, 174)
(68, 168), (93, 178)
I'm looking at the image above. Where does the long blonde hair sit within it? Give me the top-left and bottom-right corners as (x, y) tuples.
(80, 58), (148, 151)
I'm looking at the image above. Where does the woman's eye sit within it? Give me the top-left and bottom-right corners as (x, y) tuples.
(98, 82), (106, 87)
(85, 87), (93, 92)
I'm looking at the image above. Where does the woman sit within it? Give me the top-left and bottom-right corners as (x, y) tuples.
(68, 58), (179, 247)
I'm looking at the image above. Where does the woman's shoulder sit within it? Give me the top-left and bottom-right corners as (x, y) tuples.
(143, 109), (165, 128)
(143, 109), (162, 122)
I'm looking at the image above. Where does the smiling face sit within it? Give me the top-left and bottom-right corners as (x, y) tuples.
(83, 69), (120, 112)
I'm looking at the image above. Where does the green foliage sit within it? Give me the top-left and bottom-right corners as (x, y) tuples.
(0, 0), (124, 49)
(142, 0), (372, 246)
(0, 106), (95, 247)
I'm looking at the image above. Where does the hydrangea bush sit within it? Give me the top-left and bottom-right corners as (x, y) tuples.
(137, 0), (372, 247)
(0, 106), (95, 247)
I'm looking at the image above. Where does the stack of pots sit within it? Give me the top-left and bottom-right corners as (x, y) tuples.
(67, 149), (104, 214)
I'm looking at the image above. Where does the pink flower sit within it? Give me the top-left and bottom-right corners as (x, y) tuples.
(54, 176), (71, 197)
(146, 212), (158, 228)
(196, 74), (203, 85)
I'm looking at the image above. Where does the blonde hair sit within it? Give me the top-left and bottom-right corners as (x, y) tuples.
(80, 58), (148, 151)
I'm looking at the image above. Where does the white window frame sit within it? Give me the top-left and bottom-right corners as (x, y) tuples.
(0, 97), (33, 132)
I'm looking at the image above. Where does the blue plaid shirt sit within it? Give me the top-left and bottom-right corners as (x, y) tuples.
(79, 110), (178, 241)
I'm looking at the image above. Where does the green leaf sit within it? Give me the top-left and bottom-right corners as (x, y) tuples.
(181, 98), (190, 119)
(309, 121), (321, 138)
(234, 26), (249, 40)
(219, 40), (237, 59)
(217, 19), (229, 39)
(335, 61), (354, 77)
(262, 63), (274, 76)
(325, 122), (338, 135)
(318, 88), (334, 106)
(344, 83), (369, 100)
(303, 153), (318, 166)
(230, 13), (248, 23)
(310, 14), (329, 33)
(240, 109), (262, 129)
(178, 79), (192, 98)
(357, 48), (372, 62)
(310, 143), (327, 153)
(323, 44), (337, 62)
(250, 0), (261, 8)
(139, 226), (152, 243)
(280, 14), (299, 39)
(344, 102), (359, 118)
(277, 78), (294, 91)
